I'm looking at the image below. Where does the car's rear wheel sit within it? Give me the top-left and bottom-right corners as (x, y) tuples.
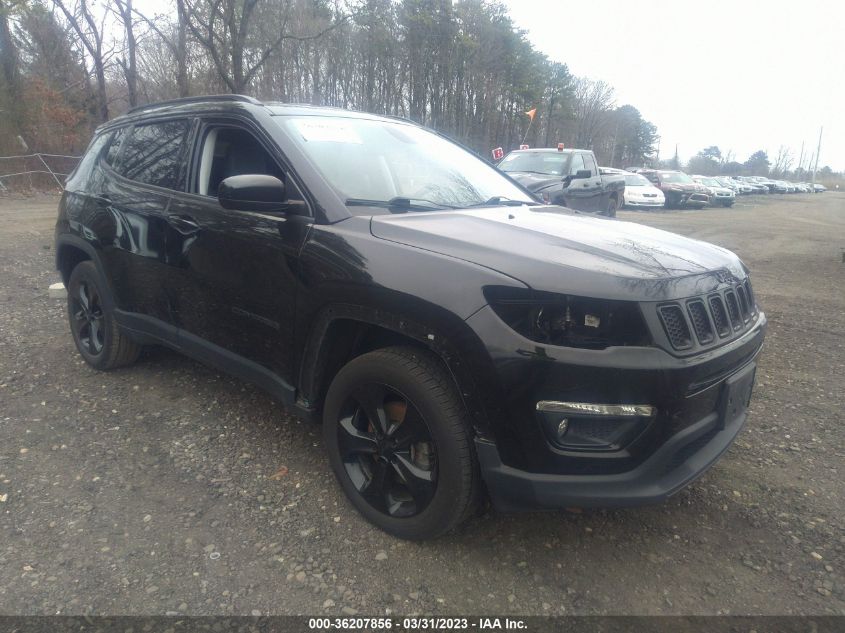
(605, 195), (618, 218)
(67, 261), (141, 370)
(323, 346), (480, 540)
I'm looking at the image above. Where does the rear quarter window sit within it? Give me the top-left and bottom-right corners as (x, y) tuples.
(118, 119), (190, 190)
(103, 127), (128, 168)
(65, 132), (111, 190)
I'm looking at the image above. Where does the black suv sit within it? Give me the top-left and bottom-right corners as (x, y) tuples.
(55, 96), (766, 540)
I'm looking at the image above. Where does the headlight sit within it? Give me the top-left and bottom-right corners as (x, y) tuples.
(484, 286), (651, 349)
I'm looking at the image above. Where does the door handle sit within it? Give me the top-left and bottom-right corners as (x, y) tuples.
(167, 214), (200, 235)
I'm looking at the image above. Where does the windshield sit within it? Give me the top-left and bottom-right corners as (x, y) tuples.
(698, 177), (720, 186)
(497, 151), (568, 176)
(278, 115), (534, 210)
(624, 174), (651, 186)
(660, 172), (694, 184)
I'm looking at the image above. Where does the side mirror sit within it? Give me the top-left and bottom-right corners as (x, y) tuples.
(571, 169), (592, 180)
(218, 174), (286, 213)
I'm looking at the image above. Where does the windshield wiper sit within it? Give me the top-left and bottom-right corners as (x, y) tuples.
(345, 197), (457, 211)
(463, 196), (533, 208)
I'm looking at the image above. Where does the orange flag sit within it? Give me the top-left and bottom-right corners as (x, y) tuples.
(525, 108), (537, 121)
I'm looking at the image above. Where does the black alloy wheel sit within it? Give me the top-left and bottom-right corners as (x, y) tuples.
(323, 346), (480, 539)
(337, 383), (437, 518)
(70, 279), (105, 356)
(67, 261), (141, 370)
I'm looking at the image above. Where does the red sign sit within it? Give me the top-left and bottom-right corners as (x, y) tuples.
(519, 144), (529, 150)
(491, 147), (504, 161)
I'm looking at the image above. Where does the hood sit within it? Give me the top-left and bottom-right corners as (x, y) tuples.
(505, 171), (562, 192)
(370, 206), (746, 302)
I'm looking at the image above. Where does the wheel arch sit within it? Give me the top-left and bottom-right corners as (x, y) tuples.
(55, 235), (116, 310)
(297, 303), (497, 439)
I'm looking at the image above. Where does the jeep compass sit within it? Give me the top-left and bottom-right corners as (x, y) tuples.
(55, 95), (766, 539)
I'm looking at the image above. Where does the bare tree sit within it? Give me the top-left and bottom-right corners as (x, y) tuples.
(0, 0), (23, 102)
(771, 145), (794, 177)
(52, 0), (112, 121)
(570, 78), (615, 149)
(112, 0), (138, 107)
(181, 0), (344, 94)
(131, 0), (190, 97)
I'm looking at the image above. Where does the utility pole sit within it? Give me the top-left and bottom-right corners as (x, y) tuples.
(797, 140), (804, 173)
(811, 126), (823, 189)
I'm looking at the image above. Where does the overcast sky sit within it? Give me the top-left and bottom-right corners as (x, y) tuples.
(501, 0), (844, 171)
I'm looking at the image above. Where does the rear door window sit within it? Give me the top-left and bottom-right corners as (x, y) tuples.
(118, 120), (190, 190)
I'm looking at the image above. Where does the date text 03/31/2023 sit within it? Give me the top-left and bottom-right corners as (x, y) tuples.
(307, 617), (528, 630)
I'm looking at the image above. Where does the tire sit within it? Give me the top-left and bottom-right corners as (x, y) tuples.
(323, 346), (480, 540)
(67, 261), (142, 370)
(604, 195), (618, 218)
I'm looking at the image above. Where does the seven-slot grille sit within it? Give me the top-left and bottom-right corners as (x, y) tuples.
(658, 279), (758, 351)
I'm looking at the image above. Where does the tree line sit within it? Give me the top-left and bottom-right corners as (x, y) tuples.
(0, 0), (659, 168)
(677, 145), (839, 180)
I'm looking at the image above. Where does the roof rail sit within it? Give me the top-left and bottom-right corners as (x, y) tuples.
(127, 94), (262, 114)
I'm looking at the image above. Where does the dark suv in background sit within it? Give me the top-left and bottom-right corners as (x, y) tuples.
(55, 96), (766, 539)
(638, 169), (711, 209)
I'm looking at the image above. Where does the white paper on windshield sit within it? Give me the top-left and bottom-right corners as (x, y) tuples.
(294, 119), (363, 144)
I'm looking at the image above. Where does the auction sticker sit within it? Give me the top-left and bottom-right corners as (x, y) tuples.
(294, 119), (363, 144)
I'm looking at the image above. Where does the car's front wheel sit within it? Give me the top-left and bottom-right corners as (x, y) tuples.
(323, 346), (480, 540)
(67, 261), (141, 370)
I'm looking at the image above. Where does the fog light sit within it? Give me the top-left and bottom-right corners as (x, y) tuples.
(536, 401), (656, 417)
(557, 418), (569, 438)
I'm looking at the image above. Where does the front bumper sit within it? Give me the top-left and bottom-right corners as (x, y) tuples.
(624, 198), (665, 208)
(465, 302), (766, 511)
(665, 190), (710, 207)
(476, 360), (754, 510)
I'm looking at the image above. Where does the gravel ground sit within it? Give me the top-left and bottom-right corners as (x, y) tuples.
(0, 192), (843, 616)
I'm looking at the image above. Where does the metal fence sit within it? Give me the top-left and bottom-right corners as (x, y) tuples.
(0, 153), (81, 192)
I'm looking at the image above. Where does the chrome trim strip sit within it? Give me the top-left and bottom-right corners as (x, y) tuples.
(535, 401), (656, 417)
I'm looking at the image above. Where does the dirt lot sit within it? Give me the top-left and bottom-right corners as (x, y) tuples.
(0, 192), (843, 616)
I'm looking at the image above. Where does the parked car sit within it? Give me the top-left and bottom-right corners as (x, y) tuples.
(692, 176), (735, 207)
(813, 183), (826, 192)
(638, 169), (710, 208)
(737, 177), (769, 194)
(728, 178), (754, 194)
(714, 177), (741, 194)
(621, 172), (666, 209)
(768, 180), (788, 193)
(748, 177), (773, 193)
(497, 148), (625, 216)
(55, 95), (767, 539)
